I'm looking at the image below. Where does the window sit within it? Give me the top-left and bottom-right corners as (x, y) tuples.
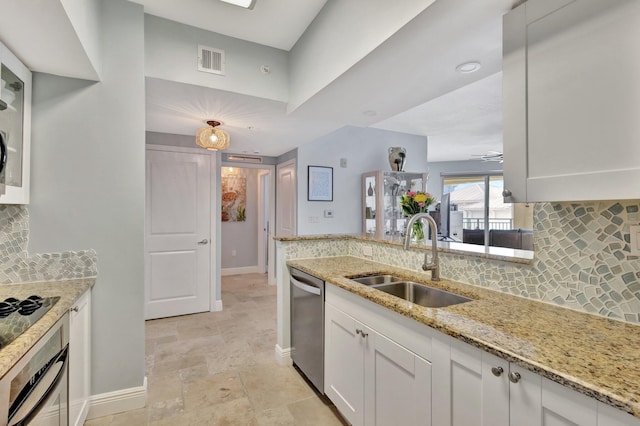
(441, 174), (533, 251)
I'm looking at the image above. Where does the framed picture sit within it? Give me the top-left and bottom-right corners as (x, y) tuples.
(308, 166), (333, 201)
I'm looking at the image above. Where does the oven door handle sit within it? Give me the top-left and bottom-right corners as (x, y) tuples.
(8, 345), (69, 426)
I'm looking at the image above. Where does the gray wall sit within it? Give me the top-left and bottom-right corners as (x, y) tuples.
(145, 14), (289, 102)
(296, 126), (428, 235)
(28, 0), (145, 395)
(221, 168), (259, 269)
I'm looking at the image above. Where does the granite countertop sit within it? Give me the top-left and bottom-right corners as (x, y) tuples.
(287, 256), (640, 418)
(0, 278), (95, 379)
(274, 233), (534, 264)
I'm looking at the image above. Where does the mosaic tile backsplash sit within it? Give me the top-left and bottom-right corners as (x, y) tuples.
(0, 205), (97, 283)
(283, 201), (640, 324)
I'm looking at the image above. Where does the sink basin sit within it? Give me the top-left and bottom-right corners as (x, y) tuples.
(372, 281), (473, 308)
(350, 274), (404, 286)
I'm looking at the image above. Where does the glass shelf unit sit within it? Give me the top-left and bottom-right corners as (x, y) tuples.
(362, 171), (428, 239)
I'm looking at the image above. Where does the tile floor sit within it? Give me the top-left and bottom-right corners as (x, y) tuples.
(85, 273), (346, 425)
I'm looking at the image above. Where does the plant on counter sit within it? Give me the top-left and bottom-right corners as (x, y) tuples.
(400, 191), (436, 241)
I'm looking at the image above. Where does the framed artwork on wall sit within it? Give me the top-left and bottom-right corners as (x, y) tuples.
(308, 166), (333, 201)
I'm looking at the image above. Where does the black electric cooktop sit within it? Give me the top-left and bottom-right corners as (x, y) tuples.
(0, 296), (60, 349)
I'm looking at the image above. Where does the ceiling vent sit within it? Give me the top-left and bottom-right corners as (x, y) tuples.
(226, 155), (263, 164)
(198, 45), (225, 75)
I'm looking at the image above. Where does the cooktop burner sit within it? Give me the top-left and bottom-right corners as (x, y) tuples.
(0, 296), (60, 350)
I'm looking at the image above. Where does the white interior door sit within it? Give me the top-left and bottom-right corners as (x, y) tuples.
(276, 159), (296, 236)
(145, 148), (211, 320)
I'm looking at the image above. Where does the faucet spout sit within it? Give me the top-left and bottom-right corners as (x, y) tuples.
(403, 213), (440, 281)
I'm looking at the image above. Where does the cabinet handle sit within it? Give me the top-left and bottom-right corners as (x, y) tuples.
(491, 366), (504, 377)
(71, 306), (79, 313)
(197, 239), (209, 245)
(508, 371), (521, 383)
(502, 189), (512, 198)
(355, 329), (368, 338)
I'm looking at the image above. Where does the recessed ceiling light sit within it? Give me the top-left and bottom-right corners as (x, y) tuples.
(220, 0), (256, 9)
(455, 61), (482, 74)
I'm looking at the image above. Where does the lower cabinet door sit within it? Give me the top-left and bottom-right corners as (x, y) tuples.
(324, 303), (364, 426)
(539, 377), (596, 426)
(364, 327), (431, 426)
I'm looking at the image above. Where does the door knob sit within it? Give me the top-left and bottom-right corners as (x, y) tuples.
(508, 371), (521, 383)
(197, 239), (209, 245)
(491, 366), (504, 377)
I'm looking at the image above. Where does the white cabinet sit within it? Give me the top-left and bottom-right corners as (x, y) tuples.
(324, 285), (432, 426)
(0, 42), (31, 204)
(502, 0), (640, 202)
(69, 289), (91, 426)
(434, 335), (606, 426)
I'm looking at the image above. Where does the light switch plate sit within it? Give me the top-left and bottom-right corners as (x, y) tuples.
(630, 225), (640, 255)
(324, 209), (334, 218)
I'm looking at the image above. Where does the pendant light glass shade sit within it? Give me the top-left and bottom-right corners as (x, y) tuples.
(196, 120), (230, 151)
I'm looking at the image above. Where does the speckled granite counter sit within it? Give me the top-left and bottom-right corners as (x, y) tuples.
(274, 233), (534, 264)
(0, 278), (95, 379)
(287, 256), (640, 418)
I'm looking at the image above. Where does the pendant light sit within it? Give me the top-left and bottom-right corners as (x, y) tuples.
(196, 120), (230, 151)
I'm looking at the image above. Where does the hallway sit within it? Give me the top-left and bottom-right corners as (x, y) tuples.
(86, 273), (345, 425)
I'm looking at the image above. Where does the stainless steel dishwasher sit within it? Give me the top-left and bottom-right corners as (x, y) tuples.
(289, 267), (324, 394)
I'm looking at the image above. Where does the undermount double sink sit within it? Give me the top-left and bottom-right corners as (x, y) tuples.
(350, 274), (473, 308)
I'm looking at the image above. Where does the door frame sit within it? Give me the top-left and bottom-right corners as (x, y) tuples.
(146, 144), (222, 312)
(221, 161), (276, 285)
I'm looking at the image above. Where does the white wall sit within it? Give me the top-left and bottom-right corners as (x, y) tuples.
(288, 0), (435, 112)
(61, 0), (103, 77)
(28, 0), (145, 395)
(221, 168), (259, 269)
(145, 14), (289, 102)
(296, 126), (428, 235)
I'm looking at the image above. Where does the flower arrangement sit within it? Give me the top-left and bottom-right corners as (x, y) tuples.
(400, 191), (436, 241)
(400, 191), (436, 216)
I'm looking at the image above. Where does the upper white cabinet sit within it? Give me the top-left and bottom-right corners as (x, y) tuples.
(502, 0), (640, 202)
(0, 42), (31, 204)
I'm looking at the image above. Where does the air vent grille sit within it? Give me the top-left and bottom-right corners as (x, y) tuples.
(227, 155), (263, 164)
(198, 45), (225, 75)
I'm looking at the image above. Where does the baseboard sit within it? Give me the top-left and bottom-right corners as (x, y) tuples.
(211, 299), (223, 312)
(86, 376), (147, 420)
(221, 265), (260, 276)
(274, 344), (292, 366)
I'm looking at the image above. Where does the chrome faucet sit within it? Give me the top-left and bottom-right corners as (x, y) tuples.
(403, 213), (440, 281)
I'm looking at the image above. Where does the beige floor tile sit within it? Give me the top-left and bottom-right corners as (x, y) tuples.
(287, 396), (349, 426)
(183, 370), (246, 410)
(150, 397), (258, 426)
(146, 374), (183, 404)
(240, 363), (314, 411)
(255, 406), (297, 426)
(109, 407), (148, 426)
(89, 273), (343, 426)
(84, 415), (113, 425)
(206, 340), (257, 374)
(147, 397), (185, 422)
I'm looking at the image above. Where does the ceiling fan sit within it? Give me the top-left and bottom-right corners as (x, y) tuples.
(471, 151), (503, 163)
